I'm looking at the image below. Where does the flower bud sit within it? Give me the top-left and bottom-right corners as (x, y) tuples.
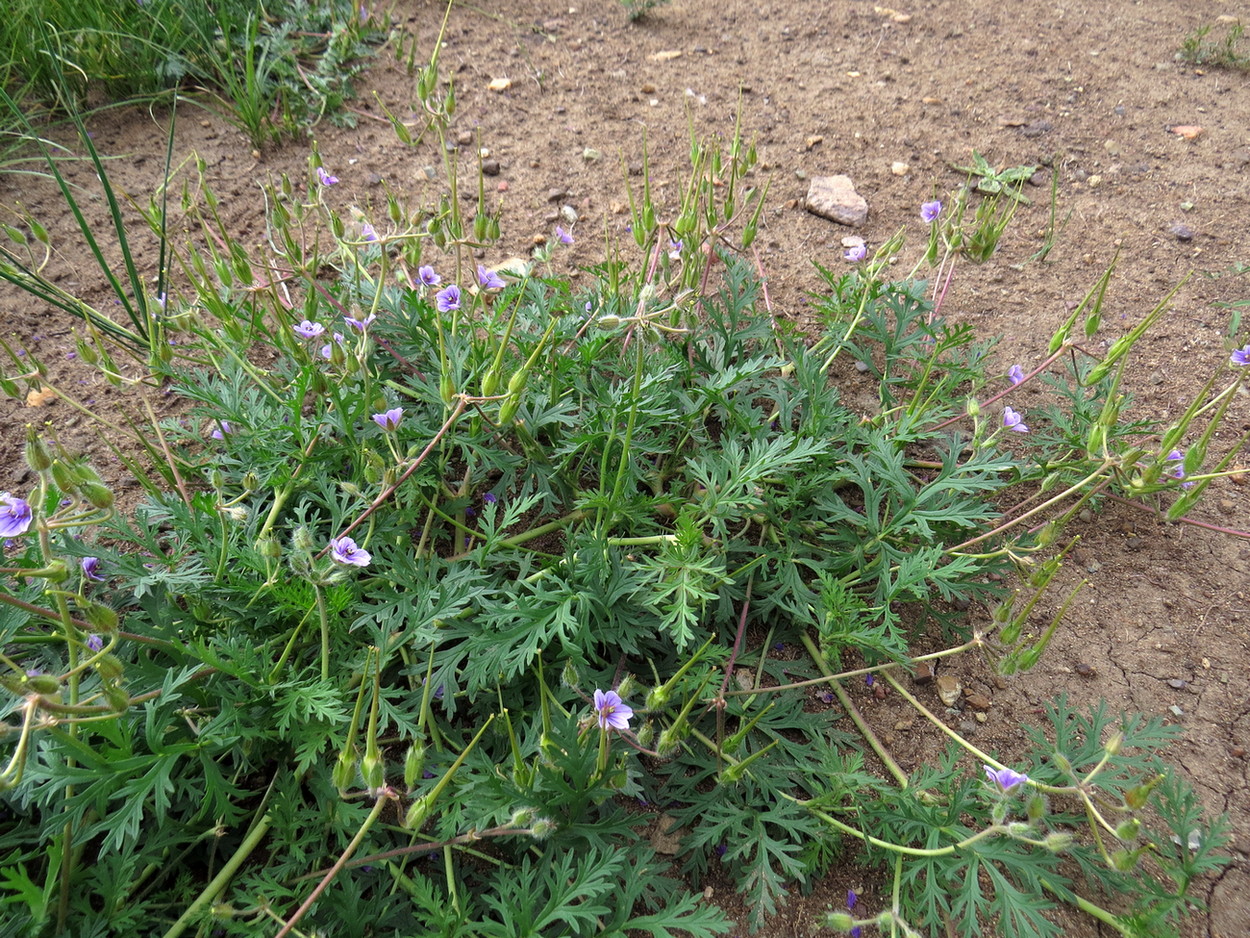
(256, 537), (281, 559)
(1025, 793), (1047, 823)
(1109, 848), (1141, 872)
(1052, 751), (1072, 775)
(94, 654), (125, 682)
(506, 370), (528, 395)
(333, 748), (358, 795)
(597, 314), (621, 329)
(1115, 818), (1141, 842)
(50, 460), (78, 494)
(361, 746), (385, 795)
(404, 794), (432, 830)
(1103, 731), (1123, 756)
(26, 674), (61, 696)
(1043, 832), (1073, 853)
(403, 743), (426, 791)
(104, 684), (130, 712)
(292, 526), (315, 553)
(645, 684), (669, 711)
(79, 481), (114, 510)
(81, 600), (119, 633)
(529, 817), (556, 839)
(25, 426), (52, 472)
(965, 397), (981, 418)
(823, 912), (855, 931)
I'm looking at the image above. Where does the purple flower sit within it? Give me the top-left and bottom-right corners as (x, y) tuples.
(86, 633), (104, 653)
(1002, 406), (1029, 434)
(294, 319), (326, 339)
(316, 166), (339, 186)
(360, 221), (378, 242)
(210, 421), (234, 441)
(417, 265), (441, 287)
(865, 673), (874, 687)
(844, 244), (867, 262)
(851, 928), (862, 938)
(593, 688), (633, 731)
(847, 889), (858, 910)
(920, 199), (943, 223)
(1166, 450), (1196, 489)
(1006, 364), (1025, 385)
(984, 765), (1029, 791)
(477, 265), (505, 290)
(668, 239), (683, 259)
(483, 492), (498, 505)
(372, 407), (403, 431)
(81, 557), (104, 582)
(555, 225), (574, 245)
(1231, 344), (1250, 367)
(436, 285), (461, 313)
(344, 312), (376, 332)
(320, 333), (346, 359)
(330, 536), (371, 567)
(0, 493), (33, 537)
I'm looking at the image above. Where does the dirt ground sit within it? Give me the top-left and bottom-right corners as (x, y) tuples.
(1, 0), (1248, 935)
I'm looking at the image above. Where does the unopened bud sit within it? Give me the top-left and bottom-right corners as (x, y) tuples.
(823, 912), (855, 931)
(51, 460), (78, 494)
(104, 684), (130, 712)
(1115, 818), (1141, 842)
(361, 747), (385, 794)
(292, 526), (315, 553)
(1103, 731), (1123, 756)
(1025, 793), (1047, 822)
(403, 743), (426, 791)
(26, 674), (61, 696)
(966, 397), (981, 418)
(79, 481), (114, 510)
(94, 653), (125, 682)
(82, 601), (119, 633)
(404, 795), (432, 830)
(529, 817), (556, 839)
(1052, 751), (1072, 775)
(333, 748), (358, 794)
(645, 685), (669, 710)
(1043, 832), (1073, 853)
(25, 426), (52, 472)
(597, 314), (621, 329)
(256, 537), (281, 559)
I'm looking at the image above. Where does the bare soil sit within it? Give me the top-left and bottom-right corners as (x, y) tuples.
(1, 1), (1248, 935)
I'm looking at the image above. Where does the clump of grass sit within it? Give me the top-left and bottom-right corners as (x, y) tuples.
(0, 0), (384, 150)
(1179, 21), (1250, 70)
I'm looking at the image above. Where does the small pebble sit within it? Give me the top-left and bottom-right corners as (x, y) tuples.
(1168, 222), (1196, 242)
(855, 360), (870, 372)
(1167, 678), (1187, 689)
(974, 712), (988, 723)
(1219, 499), (1235, 513)
(1169, 704), (1184, 717)
(1075, 662), (1097, 678)
(482, 159), (500, 176)
(1078, 508), (1094, 523)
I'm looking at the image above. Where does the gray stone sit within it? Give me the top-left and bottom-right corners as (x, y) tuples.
(805, 175), (868, 227)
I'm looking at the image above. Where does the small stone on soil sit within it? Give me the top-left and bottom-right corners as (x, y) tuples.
(1075, 663), (1097, 678)
(936, 674), (961, 706)
(1168, 222), (1196, 242)
(913, 660), (936, 684)
(804, 174), (869, 227)
(1167, 678), (1188, 689)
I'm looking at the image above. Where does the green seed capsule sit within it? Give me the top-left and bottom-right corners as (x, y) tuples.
(26, 674), (61, 696)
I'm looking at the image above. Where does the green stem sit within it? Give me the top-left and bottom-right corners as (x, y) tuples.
(161, 813), (273, 938)
(799, 633), (909, 787)
(315, 585), (331, 682)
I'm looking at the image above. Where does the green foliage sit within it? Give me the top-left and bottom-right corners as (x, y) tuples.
(0, 42), (1239, 936)
(1179, 22), (1250, 70)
